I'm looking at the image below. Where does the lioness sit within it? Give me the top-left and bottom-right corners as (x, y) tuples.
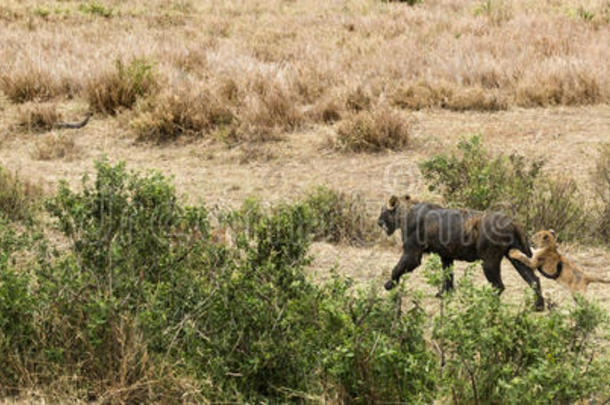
(378, 194), (544, 310)
(509, 230), (610, 295)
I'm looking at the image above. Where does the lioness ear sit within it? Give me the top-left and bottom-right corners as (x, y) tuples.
(387, 195), (399, 210)
(549, 229), (556, 237)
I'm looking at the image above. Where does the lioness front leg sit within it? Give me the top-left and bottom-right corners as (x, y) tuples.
(508, 248), (539, 269)
(385, 249), (422, 290)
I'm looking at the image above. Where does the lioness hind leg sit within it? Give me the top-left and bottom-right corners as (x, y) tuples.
(482, 258), (505, 294)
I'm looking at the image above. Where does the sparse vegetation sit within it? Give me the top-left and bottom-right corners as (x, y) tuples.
(86, 58), (156, 115)
(335, 106), (410, 152)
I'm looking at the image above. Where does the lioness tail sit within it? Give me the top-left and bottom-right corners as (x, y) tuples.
(512, 224), (532, 258)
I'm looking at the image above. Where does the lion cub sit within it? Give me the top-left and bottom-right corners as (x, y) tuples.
(509, 230), (610, 295)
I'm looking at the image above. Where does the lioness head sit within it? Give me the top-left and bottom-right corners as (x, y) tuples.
(531, 229), (557, 249)
(378, 194), (413, 236)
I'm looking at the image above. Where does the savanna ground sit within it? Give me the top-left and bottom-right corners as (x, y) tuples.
(0, 0), (609, 401)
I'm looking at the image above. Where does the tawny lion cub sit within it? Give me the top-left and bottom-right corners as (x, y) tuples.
(509, 230), (610, 295)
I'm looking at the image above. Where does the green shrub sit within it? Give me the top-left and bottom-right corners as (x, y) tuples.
(36, 160), (210, 400)
(45, 160), (209, 309)
(420, 135), (589, 239)
(0, 222), (37, 391)
(420, 135), (543, 211)
(86, 58), (156, 115)
(527, 176), (587, 241)
(305, 186), (378, 245)
(425, 255), (610, 404)
(318, 276), (438, 403)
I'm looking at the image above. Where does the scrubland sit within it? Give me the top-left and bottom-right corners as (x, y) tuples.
(0, 0), (609, 402)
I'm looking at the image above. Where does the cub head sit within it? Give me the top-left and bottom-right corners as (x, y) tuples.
(378, 194), (413, 236)
(531, 229), (557, 249)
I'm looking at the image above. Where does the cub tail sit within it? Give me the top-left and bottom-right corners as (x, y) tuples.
(586, 274), (610, 285)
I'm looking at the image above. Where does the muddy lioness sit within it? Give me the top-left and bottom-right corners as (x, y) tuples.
(509, 230), (610, 295)
(378, 195), (544, 311)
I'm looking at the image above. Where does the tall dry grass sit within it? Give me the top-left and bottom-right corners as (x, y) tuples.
(16, 102), (61, 132)
(0, 0), (608, 142)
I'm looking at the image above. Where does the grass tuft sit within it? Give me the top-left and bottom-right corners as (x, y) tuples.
(85, 58), (156, 115)
(334, 106), (409, 152)
(0, 68), (65, 103)
(16, 102), (60, 132)
(131, 85), (234, 143)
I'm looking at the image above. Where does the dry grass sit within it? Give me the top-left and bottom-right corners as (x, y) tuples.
(0, 0), (606, 144)
(306, 96), (342, 124)
(132, 73), (304, 143)
(334, 106), (410, 152)
(85, 58), (157, 115)
(239, 143), (277, 164)
(16, 102), (61, 132)
(0, 166), (43, 221)
(131, 84), (234, 143)
(0, 67), (70, 104)
(238, 75), (304, 141)
(33, 132), (80, 161)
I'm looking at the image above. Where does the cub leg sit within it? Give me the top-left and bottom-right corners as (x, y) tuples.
(508, 248), (539, 269)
